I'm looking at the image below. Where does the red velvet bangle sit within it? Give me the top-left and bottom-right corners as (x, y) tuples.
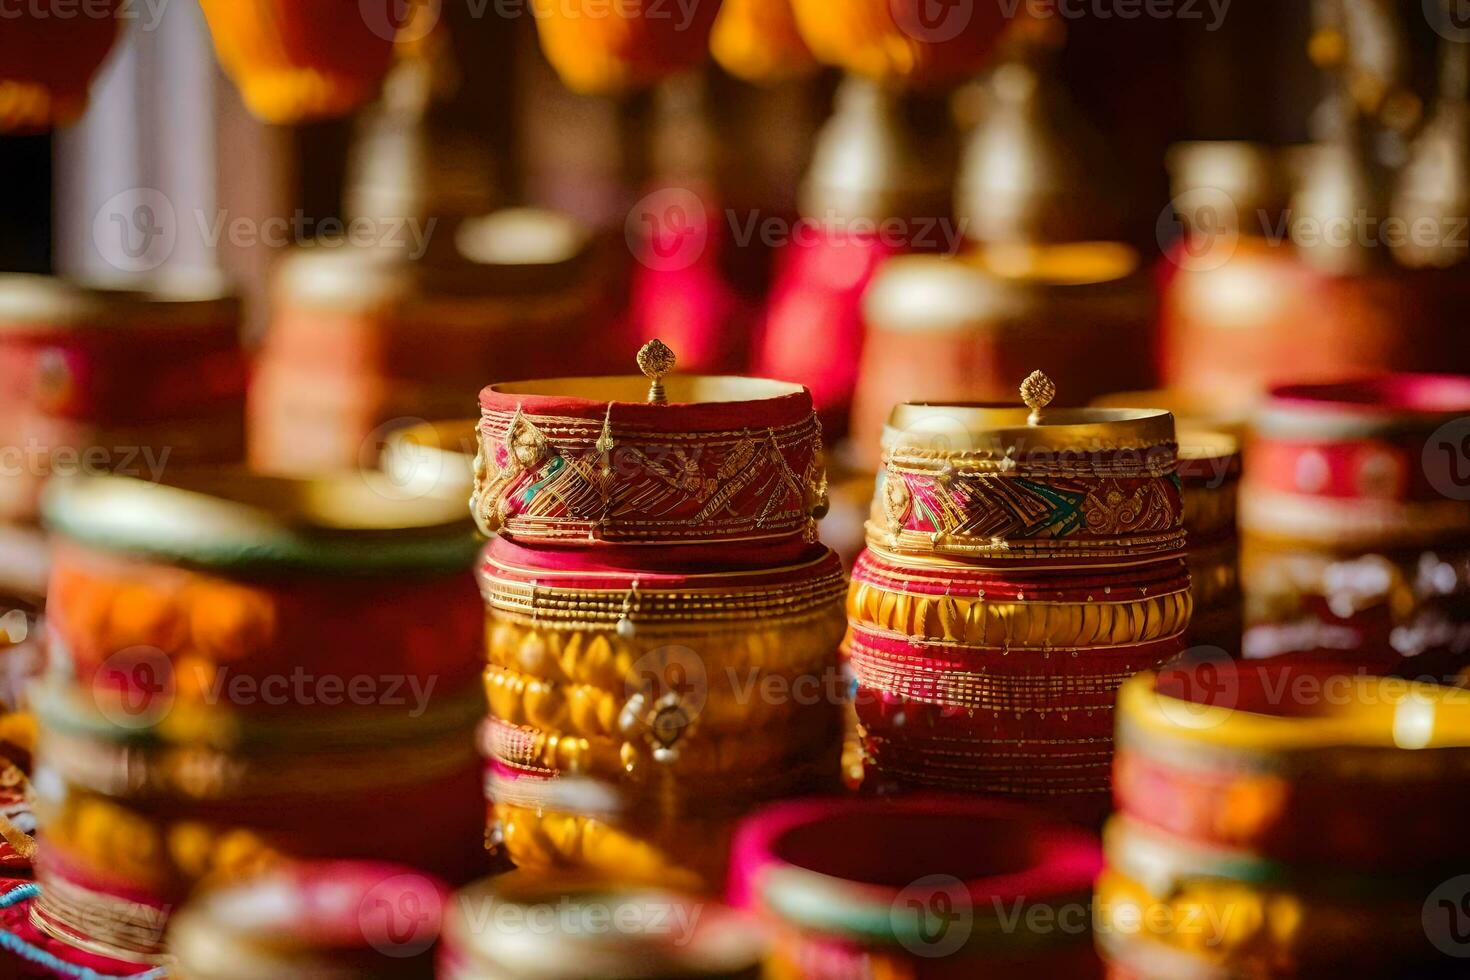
(729, 796), (1101, 974)
(850, 629), (1184, 820)
(49, 544), (484, 714)
(481, 536), (846, 597)
(1244, 374), (1470, 546)
(473, 375), (827, 546)
(0, 275), (245, 426)
(851, 547), (1191, 604)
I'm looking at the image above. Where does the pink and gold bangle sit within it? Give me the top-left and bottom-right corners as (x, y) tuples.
(31, 850), (173, 964)
(0, 273), (245, 424)
(1098, 817), (1444, 977)
(1243, 374), (1470, 549)
(729, 797), (1101, 975)
(1114, 661), (1470, 871)
(870, 402), (1184, 561)
(472, 374), (828, 546)
(850, 549), (1192, 649)
(479, 541), (849, 630)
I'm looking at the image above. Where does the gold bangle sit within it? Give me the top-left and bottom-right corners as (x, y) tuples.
(485, 614), (844, 689)
(847, 580), (1192, 649)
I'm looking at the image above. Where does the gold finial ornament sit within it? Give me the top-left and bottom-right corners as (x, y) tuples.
(1021, 370), (1056, 425)
(638, 339), (677, 404)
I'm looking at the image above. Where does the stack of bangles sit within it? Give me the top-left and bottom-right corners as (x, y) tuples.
(471, 352), (846, 890)
(847, 377), (1190, 821)
(1102, 659), (1470, 977)
(250, 209), (610, 475)
(1176, 430), (1242, 653)
(12, 469), (487, 969)
(729, 796), (1103, 979)
(0, 274), (249, 645)
(1241, 374), (1470, 677)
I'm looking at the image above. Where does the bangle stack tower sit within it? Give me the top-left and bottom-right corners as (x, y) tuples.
(1103, 659), (1470, 977)
(847, 374), (1191, 822)
(472, 341), (846, 891)
(1241, 375), (1470, 677)
(1177, 430), (1243, 654)
(25, 469), (487, 966)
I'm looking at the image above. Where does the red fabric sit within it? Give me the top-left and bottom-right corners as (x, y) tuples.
(0, 879), (159, 979)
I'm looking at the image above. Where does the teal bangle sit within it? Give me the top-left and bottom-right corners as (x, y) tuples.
(42, 470), (482, 576)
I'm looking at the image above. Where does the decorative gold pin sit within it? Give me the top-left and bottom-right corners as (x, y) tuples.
(638, 338), (676, 404)
(1021, 370), (1056, 426)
